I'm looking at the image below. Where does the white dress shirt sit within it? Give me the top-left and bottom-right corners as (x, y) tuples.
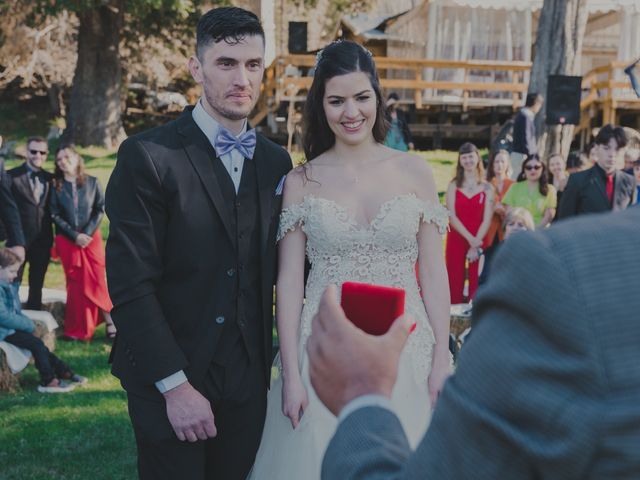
(192, 98), (248, 193)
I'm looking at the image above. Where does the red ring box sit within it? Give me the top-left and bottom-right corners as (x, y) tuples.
(340, 282), (406, 336)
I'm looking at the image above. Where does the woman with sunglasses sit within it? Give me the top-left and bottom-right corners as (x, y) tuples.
(502, 154), (556, 228)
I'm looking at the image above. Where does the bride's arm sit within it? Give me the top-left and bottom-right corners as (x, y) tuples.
(276, 171), (309, 428)
(412, 159), (453, 408)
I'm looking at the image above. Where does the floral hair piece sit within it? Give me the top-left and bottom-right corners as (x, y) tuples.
(314, 40), (374, 68)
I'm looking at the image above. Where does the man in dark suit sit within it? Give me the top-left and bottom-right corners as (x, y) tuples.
(106, 7), (291, 480)
(558, 124), (636, 219)
(309, 207), (640, 479)
(511, 92), (543, 179)
(7, 136), (53, 310)
(0, 136), (26, 262)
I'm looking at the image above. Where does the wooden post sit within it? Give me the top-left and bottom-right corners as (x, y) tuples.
(285, 84), (299, 153)
(512, 70), (520, 111)
(414, 65), (423, 109)
(462, 67), (469, 112)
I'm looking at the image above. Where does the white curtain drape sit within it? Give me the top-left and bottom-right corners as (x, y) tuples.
(425, 0), (531, 99)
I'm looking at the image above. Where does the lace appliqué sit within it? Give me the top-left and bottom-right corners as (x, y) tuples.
(419, 200), (450, 234)
(277, 203), (307, 241)
(276, 193), (450, 386)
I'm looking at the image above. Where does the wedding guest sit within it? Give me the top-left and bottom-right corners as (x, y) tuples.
(484, 149), (513, 248)
(0, 135), (26, 263)
(384, 92), (413, 152)
(50, 146), (114, 341)
(7, 136), (53, 310)
(566, 150), (588, 174)
(623, 147), (639, 172)
(547, 153), (568, 218)
(479, 207), (534, 286)
(312, 207), (640, 480)
(0, 248), (87, 393)
(557, 124), (636, 219)
(502, 154), (556, 228)
(445, 142), (494, 303)
(511, 93), (543, 179)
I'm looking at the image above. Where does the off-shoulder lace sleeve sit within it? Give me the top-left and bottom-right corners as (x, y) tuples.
(419, 200), (449, 234)
(277, 202), (307, 241)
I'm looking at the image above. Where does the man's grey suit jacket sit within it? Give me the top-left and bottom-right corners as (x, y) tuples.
(323, 207), (640, 479)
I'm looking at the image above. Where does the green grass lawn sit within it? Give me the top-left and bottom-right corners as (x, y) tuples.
(1, 138), (460, 478)
(0, 325), (136, 479)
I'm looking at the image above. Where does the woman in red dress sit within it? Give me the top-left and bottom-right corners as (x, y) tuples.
(445, 143), (494, 304)
(50, 146), (114, 340)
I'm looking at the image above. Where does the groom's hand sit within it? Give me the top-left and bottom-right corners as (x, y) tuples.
(163, 381), (217, 442)
(307, 284), (414, 416)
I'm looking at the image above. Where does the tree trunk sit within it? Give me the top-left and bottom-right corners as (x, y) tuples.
(62, 1), (126, 148)
(47, 83), (66, 118)
(529, 0), (588, 161)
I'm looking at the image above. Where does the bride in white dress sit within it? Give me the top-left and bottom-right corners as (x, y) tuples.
(250, 40), (451, 479)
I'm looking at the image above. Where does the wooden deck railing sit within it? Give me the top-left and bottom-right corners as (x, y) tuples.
(578, 61), (640, 142)
(252, 55), (640, 144)
(252, 55), (532, 125)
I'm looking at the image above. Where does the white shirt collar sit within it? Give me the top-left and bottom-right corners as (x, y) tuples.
(192, 98), (247, 148)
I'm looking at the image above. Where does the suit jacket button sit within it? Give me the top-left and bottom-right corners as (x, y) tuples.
(215, 316), (225, 325)
(227, 268), (236, 277)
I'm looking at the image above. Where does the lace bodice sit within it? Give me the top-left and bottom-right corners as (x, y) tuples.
(277, 193), (449, 385)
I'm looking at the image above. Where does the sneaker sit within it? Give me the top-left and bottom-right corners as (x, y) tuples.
(37, 380), (75, 393)
(69, 374), (88, 386)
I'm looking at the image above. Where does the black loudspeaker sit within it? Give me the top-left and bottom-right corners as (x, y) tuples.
(546, 75), (582, 125)
(288, 22), (307, 54)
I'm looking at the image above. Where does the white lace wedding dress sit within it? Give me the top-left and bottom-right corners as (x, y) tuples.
(249, 193), (449, 480)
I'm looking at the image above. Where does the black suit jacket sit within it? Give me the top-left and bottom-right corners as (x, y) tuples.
(7, 163), (53, 247)
(0, 159), (25, 246)
(106, 108), (292, 398)
(557, 165), (636, 219)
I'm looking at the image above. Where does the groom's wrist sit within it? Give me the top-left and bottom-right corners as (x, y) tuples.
(155, 370), (188, 394)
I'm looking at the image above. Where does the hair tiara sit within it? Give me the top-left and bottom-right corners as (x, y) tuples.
(314, 40), (374, 68)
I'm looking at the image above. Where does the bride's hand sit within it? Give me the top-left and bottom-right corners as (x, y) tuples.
(282, 375), (309, 429)
(428, 351), (452, 409)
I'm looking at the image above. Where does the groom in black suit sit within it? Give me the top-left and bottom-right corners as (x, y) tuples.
(106, 7), (291, 479)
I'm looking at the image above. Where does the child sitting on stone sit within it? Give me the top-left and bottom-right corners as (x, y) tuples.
(0, 248), (87, 393)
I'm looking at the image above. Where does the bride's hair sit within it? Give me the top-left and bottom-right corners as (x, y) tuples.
(303, 40), (388, 161)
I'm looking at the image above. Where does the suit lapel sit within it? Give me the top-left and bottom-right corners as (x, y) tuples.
(16, 167), (37, 205)
(253, 135), (275, 255)
(177, 112), (235, 245)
